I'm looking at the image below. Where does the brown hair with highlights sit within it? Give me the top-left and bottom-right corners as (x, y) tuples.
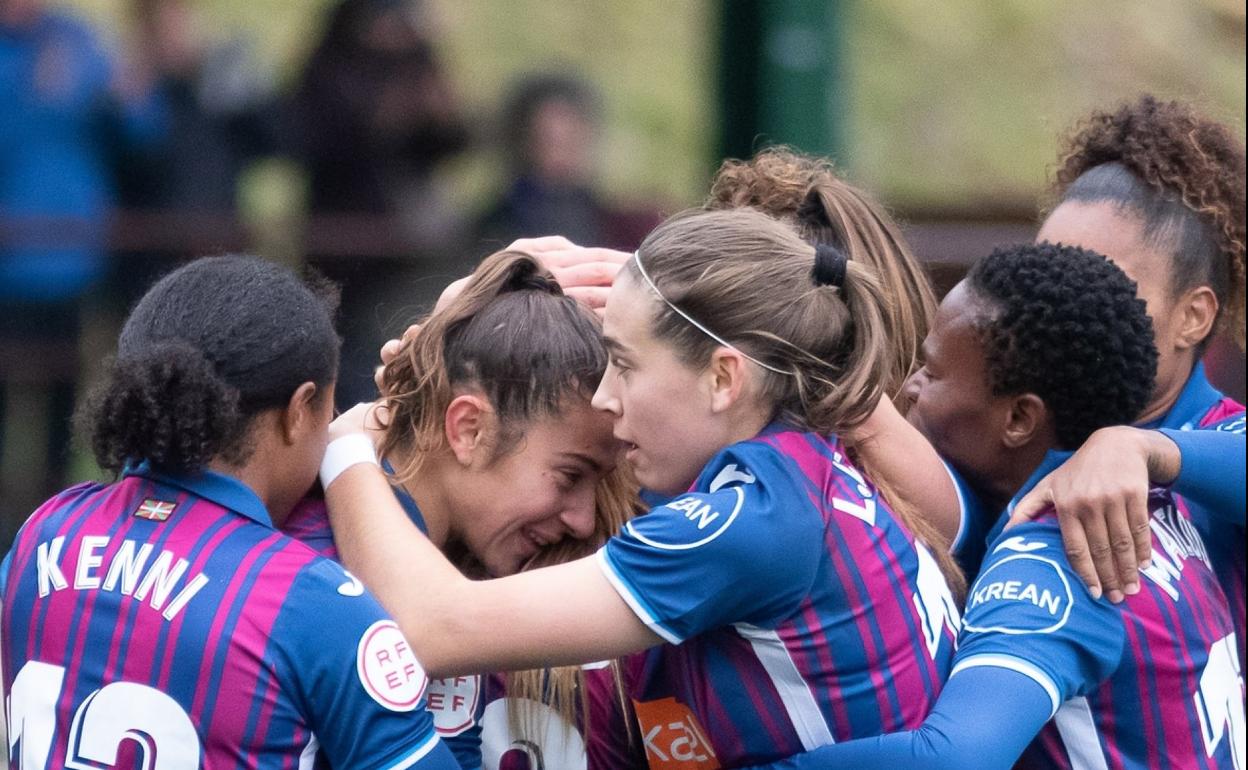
(706, 148), (937, 398)
(630, 207), (964, 596)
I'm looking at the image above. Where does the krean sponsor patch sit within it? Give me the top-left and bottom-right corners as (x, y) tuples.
(963, 547), (1074, 635)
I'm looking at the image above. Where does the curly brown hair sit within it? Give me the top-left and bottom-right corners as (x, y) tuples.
(705, 148), (937, 400)
(1052, 96), (1246, 350)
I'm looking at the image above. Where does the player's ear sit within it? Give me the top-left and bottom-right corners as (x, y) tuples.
(278, 381), (321, 445)
(1173, 285), (1218, 352)
(1002, 392), (1047, 449)
(444, 394), (494, 466)
(707, 347), (751, 414)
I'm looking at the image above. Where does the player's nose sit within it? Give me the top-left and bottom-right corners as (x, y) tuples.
(559, 495), (597, 541)
(591, 373), (621, 416)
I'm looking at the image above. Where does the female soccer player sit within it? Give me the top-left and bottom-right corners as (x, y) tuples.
(324, 208), (965, 767)
(0, 256), (459, 769)
(1013, 96), (1245, 622)
(744, 242), (1242, 769)
(283, 250), (642, 769)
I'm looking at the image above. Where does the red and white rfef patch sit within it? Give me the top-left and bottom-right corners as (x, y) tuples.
(426, 675), (481, 736)
(356, 620), (428, 712)
(134, 498), (176, 521)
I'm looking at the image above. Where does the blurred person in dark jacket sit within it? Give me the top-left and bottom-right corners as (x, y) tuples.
(289, 0), (470, 407)
(108, 0), (282, 302)
(476, 73), (657, 252)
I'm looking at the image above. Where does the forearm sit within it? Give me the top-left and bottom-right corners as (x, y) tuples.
(1158, 428), (1246, 526)
(847, 397), (962, 544)
(745, 667), (1050, 770)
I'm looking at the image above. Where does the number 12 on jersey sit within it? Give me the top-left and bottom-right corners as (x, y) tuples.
(8, 660), (202, 769)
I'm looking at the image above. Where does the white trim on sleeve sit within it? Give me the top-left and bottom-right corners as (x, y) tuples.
(941, 459), (970, 553)
(594, 548), (683, 645)
(383, 733), (444, 769)
(950, 653), (1063, 718)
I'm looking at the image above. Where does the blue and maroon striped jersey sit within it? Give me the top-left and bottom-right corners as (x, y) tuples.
(283, 491), (644, 770)
(0, 466), (459, 770)
(1149, 363), (1246, 671)
(597, 425), (961, 767)
(283, 491), (486, 769)
(958, 458), (1244, 769)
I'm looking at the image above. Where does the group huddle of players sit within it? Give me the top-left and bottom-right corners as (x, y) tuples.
(1, 94), (1244, 770)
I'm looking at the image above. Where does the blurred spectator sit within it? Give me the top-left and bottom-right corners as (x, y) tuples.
(1, 0), (164, 299)
(115, 0), (279, 215)
(291, 0), (467, 229)
(476, 72), (657, 251)
(289, 0), (470, 406)
(1, 0), (164, 536)
(108, 0), (282, 300)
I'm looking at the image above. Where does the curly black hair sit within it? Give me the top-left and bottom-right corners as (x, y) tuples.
(967, 242), (1158, 449)
(78, 255), (340, 474)
(1052, 95), (1246, 350)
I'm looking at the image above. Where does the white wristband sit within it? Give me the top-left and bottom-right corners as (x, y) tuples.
(320, 433), (380, 490)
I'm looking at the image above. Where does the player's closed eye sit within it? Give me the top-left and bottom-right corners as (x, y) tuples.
(555, 468), (583, 490)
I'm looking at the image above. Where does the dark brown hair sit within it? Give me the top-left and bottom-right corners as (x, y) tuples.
(1052, 95), (1246, 349)
(378, 251), (606, 484)
(706, 148), (937, 398)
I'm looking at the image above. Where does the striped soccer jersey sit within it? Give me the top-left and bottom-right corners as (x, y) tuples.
(598, 424), (961, 767)
(1150, 363), (1246, 671)
(0, 466), (457, 769)
(959, 452), (1244, 770)
(284, 491), (644, 769)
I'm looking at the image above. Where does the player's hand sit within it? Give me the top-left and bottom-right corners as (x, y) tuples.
(374, 323), (422, 394)
(1007, 426), (1162, 603)
(506, 236), (630, 316)
(330, 401), (389, 445)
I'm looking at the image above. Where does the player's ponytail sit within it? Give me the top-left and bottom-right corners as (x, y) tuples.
(79, 255), (340, 475)
(631, 208), (964, 595)
(1051, 95), (1246, 350)
(379, 250), (607, 486)
(706, 148), (937, 398)
(85, 342), (247, 473)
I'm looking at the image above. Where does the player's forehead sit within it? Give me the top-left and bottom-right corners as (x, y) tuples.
(602, 273), (658, 353)
(927, 282), (985, 361)
(519, 399), (620, 468)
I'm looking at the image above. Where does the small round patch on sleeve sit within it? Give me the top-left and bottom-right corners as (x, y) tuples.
(356, 620), (428, 711)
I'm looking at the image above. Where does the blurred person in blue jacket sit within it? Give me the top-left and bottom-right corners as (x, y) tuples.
(0, 0), (164, 541)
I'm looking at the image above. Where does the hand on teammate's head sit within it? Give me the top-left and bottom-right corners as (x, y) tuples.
(506, 236), (630, 317)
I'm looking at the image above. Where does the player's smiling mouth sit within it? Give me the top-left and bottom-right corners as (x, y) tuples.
(522, 527), (553, 549)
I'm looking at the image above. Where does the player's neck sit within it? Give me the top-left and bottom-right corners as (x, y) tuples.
(391, 450), (453, 548)
(206, 456), (296, 528)
(1136, 354), (1196, 424)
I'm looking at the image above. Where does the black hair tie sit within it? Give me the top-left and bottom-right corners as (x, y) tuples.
(812, 243), (848, 288)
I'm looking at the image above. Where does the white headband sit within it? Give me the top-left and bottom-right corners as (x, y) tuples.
(632, 251), (792, 376)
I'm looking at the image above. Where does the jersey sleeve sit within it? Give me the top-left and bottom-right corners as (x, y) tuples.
(740, 665), (1053, 770)
(954, 522), (1125, 717)
(597, 445), (821, 644)
(273, 560), (460, 770)
(944, 461), (994, 578)
(1159, 426), (1246, 527)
